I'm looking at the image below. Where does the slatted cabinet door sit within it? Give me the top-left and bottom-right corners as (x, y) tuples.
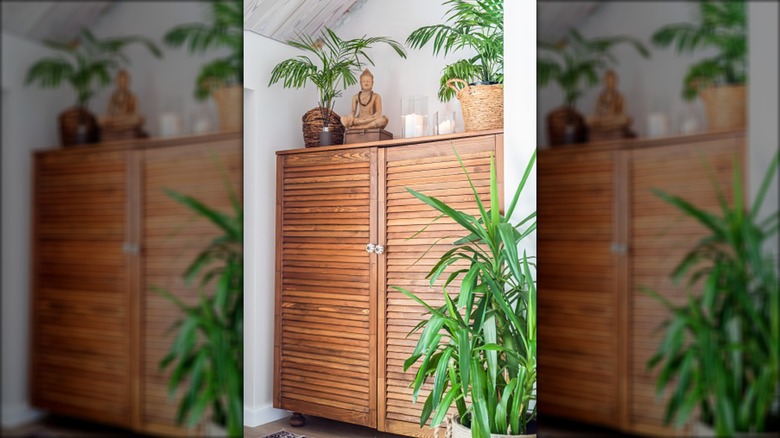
(380, 136), (500, 437)
(31, 149), (133, 427)
(141, 139), (243, 436)
(628, 137), (743, 436)
(536, 149), (623, 427)
(275, 148), (377, 427)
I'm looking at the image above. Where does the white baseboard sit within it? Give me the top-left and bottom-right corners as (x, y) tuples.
(243, 405), (289, 427)
(1, 403), (45, 428)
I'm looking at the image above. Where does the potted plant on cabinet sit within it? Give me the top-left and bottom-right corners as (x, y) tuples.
(396, 150), (538, 438)
(155, 186), (243, 437)
(163, 0), (243, 132)
(24, 28), (162, 146)
(645, 152), (779, 437)
(406, 0), (504, 132)
(651, 0), (747, 131)
(537, 29), (649, 146)
(268, 27), (406, 147)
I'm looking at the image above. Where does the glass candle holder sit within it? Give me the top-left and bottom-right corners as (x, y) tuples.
(401, 96), (428, 138)
(434, 110), (456, 135)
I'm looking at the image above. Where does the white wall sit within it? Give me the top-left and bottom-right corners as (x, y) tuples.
(243, 0), (539, 426)
(748, 2), (779, 259)
(243, 30), (317, 426)
(89, 1), (227, 137)
(537, 1), (713, 147)
(1, 30), (69, 428)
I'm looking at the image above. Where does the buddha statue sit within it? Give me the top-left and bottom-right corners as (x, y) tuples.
(586, 69), (634, 140)
(99, 69), (146, 139)
(341, 69), (389, 131)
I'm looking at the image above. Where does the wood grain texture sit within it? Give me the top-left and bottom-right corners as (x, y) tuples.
(380, 136), (498, 435)
(537, 130), (745, 435)
(140, 138), (242, 435)
(276, 148), (375, 427)
(31, 149), (132, 428)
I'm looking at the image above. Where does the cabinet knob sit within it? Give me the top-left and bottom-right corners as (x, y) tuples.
(366, 243), (376, 253)
(374, 244), (385, 255)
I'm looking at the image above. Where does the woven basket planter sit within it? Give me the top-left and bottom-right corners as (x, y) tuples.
(447, 79), (503, 132)
(211, 84), (243, 132)
(302, 107), (345, 147)
(58, 106), (100, 146)
(546, 106), (587, 146)
(445, 414), (536, 438)
(699, 84), (746, 132)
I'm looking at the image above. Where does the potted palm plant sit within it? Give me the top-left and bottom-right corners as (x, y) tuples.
(163, 0), (243, 132)
(645, 152), (779, 436)
(397, 150), (538, 438)
(155, 185), (243, 437)
(268, 27), (406, 147)
(406, 0), (504, 132)
(537, 29), (649, 146)
(651, 0), (747, 131)
(24, 28), (162, 146)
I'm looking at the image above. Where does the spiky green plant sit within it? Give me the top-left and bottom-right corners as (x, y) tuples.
(24, 28), (162, 109)
(406, 0), (504, 102)
(268, 27), (406, 125)
(155, 180), (243, 437)
(645, 151), (779, 436)
(537, 28), (649, 111)
(163, 0), (243, 100)
(397, 149), (537, 438)
(651, 0), (747, 100)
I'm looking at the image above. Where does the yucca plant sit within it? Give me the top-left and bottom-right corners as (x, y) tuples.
(163, 0), (243, 100)
(155, 181), (243, 437)
(24, 27), (162, 109)
(397, 149), (537, 437)
(645, 151), (779, 436)
(406, 0), (504, 102)
(537, 28), (649, 111)
(268, 27), (406, 126)
(651, 0), (746, 100)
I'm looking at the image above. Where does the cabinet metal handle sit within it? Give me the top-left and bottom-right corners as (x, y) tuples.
(366, 243), (376, 253)
(374, 245), (385, 255)
(123, 243), (140, 254)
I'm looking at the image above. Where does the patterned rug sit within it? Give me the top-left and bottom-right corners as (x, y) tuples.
(261, 430), (306, 438)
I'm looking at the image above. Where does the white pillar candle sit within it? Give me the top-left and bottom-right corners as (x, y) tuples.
(647, 112), (669, 137)
(439, 119), (454, 135)
(160, 112), (181, 137)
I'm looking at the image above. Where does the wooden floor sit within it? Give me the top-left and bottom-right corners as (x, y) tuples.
(3, 414), (641, 437)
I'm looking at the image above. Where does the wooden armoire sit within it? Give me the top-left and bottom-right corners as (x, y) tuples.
(30, 131), (242, 436)
(537, 129), (745, 436)
(274, 130), (504, 437)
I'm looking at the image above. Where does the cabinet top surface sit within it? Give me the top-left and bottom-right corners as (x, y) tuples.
(276, 129), (504, 155)
(35, 130), (242, 155)
(539, 128), (745, 154)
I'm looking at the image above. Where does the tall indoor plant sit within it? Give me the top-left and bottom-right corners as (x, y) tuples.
(163, 0), (243, 131)
(155, 185), (243, 437)
(268, 27), (406, 147)
(397, 150), (538, 437)
(645, 152), (779, 436)
(537, 28), (648, 145)
(651, 0), (747, 131)
(406, 0), (504, 131)
(24, 28), (162, 146)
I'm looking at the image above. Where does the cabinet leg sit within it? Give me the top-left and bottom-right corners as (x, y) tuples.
(289, 412), (305, 427)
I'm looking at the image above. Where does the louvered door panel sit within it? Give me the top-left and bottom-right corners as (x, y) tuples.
(31, 150), (132, 427)
(275, 148), (376, 427)
(380, 137), (498, 437)
(628, 138), (742, 436)
(537, 150), (621, 427)
(141, 139), (242, 436)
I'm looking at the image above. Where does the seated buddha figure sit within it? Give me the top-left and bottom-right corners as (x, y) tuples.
(341, 69), (389, 131)
(99, 69), (144, 132)
(586, 69), (632, 131)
